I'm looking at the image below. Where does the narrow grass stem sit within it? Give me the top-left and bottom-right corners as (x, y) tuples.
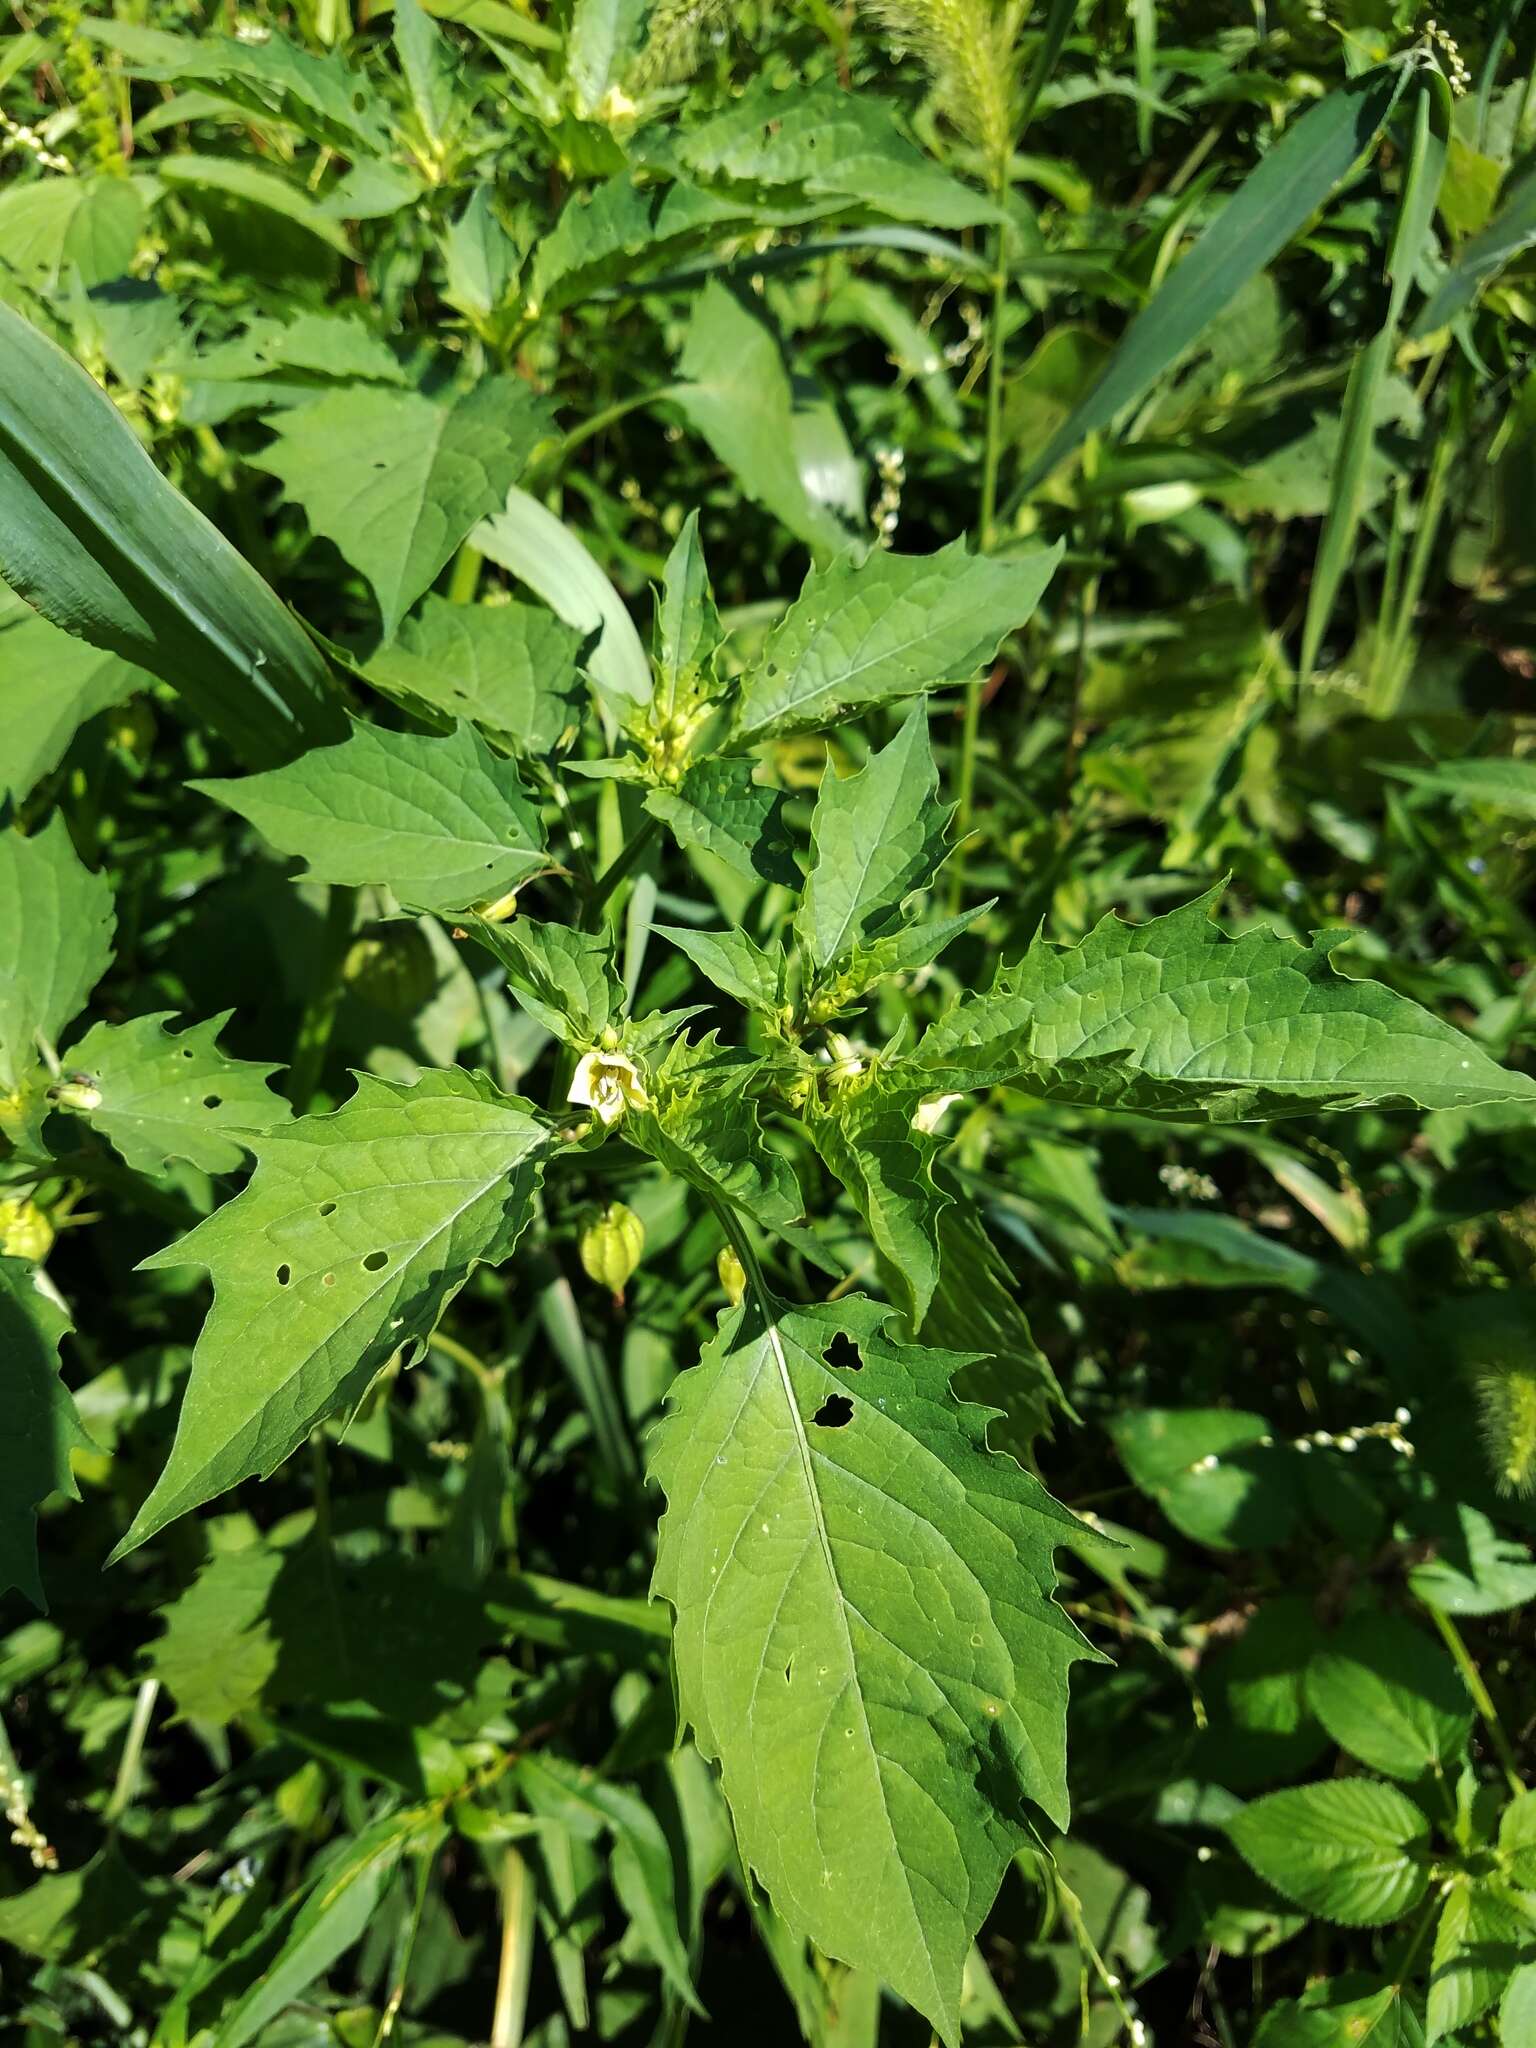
(287, 883), (357, 1114)
(1426, 1604), (1523, 1796)
(953, 191), (1012, 911)
(490, 1845), (535, 2048)
(104, 1678), (159, 1825)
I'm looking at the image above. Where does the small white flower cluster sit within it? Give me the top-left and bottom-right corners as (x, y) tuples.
(1424, 20), (1471, 96)
(1188, 1407), (1415, 1474)
(872, 444), (905, 546)
(0, 106), (72, 175)
(2, 1756), (57, 1872)
(1158, 1162), (1219, 1201)
(943, 299), (984, 369)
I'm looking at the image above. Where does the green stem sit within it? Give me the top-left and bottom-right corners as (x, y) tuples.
(952, 193), (1012, 912)
(104, 1678), (159, 1825)
(1370, 410), (1455, 718)
(1426, 1604), (1524, 1796)
(587, 815), (660, 921)
(447, 541), (483, 605)
(376, 1836), (439, 2044)
(543, 386), (684, 473)
(490, 1845), (535, 2048)
(287, 884), (357, 1114)
(310, 1431), (352, 1693)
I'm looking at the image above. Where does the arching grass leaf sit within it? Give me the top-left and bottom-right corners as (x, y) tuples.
(1023, 65), (1405, 489)
(0, 302), (343, 768)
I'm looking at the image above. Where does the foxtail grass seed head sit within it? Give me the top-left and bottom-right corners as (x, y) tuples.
(1475, 1359), (1536, 1496)
(857, 0), (1019, 174)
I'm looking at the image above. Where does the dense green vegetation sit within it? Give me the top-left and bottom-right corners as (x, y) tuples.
(4, 2), (1536, 2042)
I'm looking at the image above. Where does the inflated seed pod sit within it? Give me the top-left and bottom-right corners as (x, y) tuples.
(579, 1201), (645, 1303)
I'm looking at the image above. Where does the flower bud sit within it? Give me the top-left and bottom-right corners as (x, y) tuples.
(0, 1197), (54, 1263)
(579, 1202), (645, 1301)
(717, 1245), (746, 1307)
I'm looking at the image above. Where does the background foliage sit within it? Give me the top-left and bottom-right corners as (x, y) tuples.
(4, 1), (1536, 2044)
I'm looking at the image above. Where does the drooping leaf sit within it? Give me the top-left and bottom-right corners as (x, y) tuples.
(673, 282), (859, 557)
(60, 1011), (292, 1176)
(905, 890), (1536, 1118)
(464, 917), (624, 1045)
(925, 1197), (1066, 1457)
(1226, 1780), (1431, 1927)
(0, 174), (144, 289)
(527, 175), (743, 317)
(678, 76), (1000, 229)
(194, 719), (546, 914)
(473, 485), (652, 717)
(366, 594), (586, 755)
(649, 1288), (1094, 2047)
(154, 156), (355, 255)
(0, 1256), (93, 1611)
(1381, 755), (1536, 819)
(0, 814), (115, 1094)
(84, 15), (390, 155)
(645, 757), (798, 886)
(1304, 1613), (1472, 1781)
(1413, 159), (1536, 335)
(805, 1076), (945, 1326)
(251, 379), (554, 637)
(0, 301), (344, 768)
(0, 587), (148, 802)
(112, 1068), (552, 1555)
(795, 706), (948, 982)
(733, 538), (1062, 743)
(519, 1754), (702, 2014)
